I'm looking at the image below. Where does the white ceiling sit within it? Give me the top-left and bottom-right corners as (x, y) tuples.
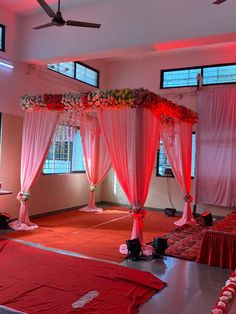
(0, 0), (235, 63)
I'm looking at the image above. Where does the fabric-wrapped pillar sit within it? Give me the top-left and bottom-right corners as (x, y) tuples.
(97, 107), (160, 244)
(9, 111), (58, 231)
(161, 121), (194, 226)
(80, 113), (111, 212)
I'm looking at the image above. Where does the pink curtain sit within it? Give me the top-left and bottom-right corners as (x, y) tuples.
(80, 113), (111, 212)
(97, 107), (160, 243)
(10, 111), (58, 231)
(195, 88), (236, 207)
(161, 121), (194, 226)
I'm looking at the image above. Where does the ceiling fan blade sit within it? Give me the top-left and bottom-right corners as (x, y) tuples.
(66, 20), (101, 28)
(212, 0), (227, 4)
(33, 22), (55, 30)
(37, 0), (56, 18)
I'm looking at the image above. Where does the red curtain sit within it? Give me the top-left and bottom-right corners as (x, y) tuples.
(97, 107), (160, 243)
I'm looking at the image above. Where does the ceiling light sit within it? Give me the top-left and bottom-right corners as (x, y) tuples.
(0, 59), (14, 69)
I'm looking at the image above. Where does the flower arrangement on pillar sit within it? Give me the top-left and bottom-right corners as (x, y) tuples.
(184, 194), (193, 203)
(129, 206), (155, 258)
(89, 185), (96, 192)
(129, 207), (146, 221)
(16, 191), (31, 203)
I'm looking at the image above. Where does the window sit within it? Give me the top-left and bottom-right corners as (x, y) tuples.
(157, 133), (196, 177)
(160, 63), (236, 89)
(203, 64), (236, 85)
(48, 62), (74, 79)
(43, 125), (85, 174)
(161, 68), (201, 88)
(48, 61), (99, 87)
(75, 62), (99, 87)
(0, 24), (5, 52)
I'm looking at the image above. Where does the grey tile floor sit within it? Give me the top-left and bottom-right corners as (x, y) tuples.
(121, 256), (232, 314)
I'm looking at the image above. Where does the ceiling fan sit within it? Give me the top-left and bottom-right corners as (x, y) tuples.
(33, 0), (101, 30)
(212, 0), (227, 4)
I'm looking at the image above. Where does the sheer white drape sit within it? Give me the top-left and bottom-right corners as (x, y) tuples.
(10, 111), (58, 231)
(161, 121), (194, 226)
(80, 113), (111, 212)
(195, 87), (236, 207)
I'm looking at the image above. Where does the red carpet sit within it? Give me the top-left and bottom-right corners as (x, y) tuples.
(0, 238), (165, 314)
(164, 220), (208, 261)
(6, 207), (178, 262)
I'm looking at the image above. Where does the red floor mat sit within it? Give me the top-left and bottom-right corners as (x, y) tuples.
(6, 207), (178, 262)
(0, 238), (165, 314)
(163, 217), (210, 261)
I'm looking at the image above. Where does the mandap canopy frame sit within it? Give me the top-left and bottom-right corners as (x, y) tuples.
(13, 88), (198, 251)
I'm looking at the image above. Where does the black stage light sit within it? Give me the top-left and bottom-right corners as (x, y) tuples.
(164, 208), (176, 217)
(0, 212), (10, 229)
(126, 238), (141, 261)
(152, 237), (168, 258)
(201, 211), (213, 226)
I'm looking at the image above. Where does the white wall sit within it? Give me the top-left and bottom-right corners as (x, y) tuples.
(101, 44), (236, 217)
(0, 5), (21, 62)
(0, 113), (21, 218)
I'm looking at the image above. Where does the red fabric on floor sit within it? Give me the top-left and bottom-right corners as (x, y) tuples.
(0, 238), (165, 314)
(6, 208), (178, 262)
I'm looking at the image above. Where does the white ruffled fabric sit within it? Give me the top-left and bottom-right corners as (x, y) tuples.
(79, 207), (103, 213)
(9, 221), (38, 231)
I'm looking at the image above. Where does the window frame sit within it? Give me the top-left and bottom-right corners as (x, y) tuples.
(43, 169), (86, 176)
(43, 127), (86, 175)
(160, 62), (236, 89)
(47, 61), (99, 88)
(156, 132), (196, 179)
(75, 61), (100, 88)
(0, 24), (6, 52)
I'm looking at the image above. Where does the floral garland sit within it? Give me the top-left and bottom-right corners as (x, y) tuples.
(211, 270), (236, 314)
(20, 88), (198, 124)
(184, 194), (193, 203)
(129, 207), (147, 221)
(89, 185), (96, 192)
(17, 191), (31, 202)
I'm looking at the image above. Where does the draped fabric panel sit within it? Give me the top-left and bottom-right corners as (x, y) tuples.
(97, 107), (160, 242)
(80, 113), (111, 212)
(161, 122), (194, 226)
(197, 230), (236, 269)
(195, 88), (236, 207)
(10, 111), (58, 230)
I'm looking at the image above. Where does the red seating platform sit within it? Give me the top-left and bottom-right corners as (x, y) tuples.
(197, 212), (236, 269)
